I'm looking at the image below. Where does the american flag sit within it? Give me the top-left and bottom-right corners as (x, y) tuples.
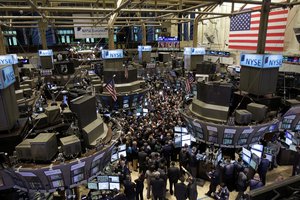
(104, 78), (117, 101)
(229, 8), (288, 52)
(124, 66), (128, 79)
(188, 72), (195, 84)
(185, 78), (191, 94)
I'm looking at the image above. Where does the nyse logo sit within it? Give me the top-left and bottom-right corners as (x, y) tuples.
(0, 59), (12, 65)
(245, 58), (262, 67)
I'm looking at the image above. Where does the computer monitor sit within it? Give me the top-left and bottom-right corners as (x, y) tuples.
(182, 140), (191, 147)
(109, 176), (120, 183)
(174, 127), (181, 132)
(118, 144), (126, 151)
(118, 151), (127, 158)
(143, 108), (148, 113)
(98, 182), (109, 190)
(88, 182), (98, 190)
(97, 176), (109, 182)
(73, 174), (84, 183)
(249, 159), (257, 170)
(251, 149), (262, 158)
(182, 135), (191, 141)
(242, 154), (251, 164)
(182, 127), (188, 133)
(285, 131), (293, 139)
(111, 153), (118, 162)
(109, 182), (120, 190)
(265, 154), (272, 162)
(52, 180), (63, 188)
(217, 152), (222, 163)
(285, 138), (293, 146)
(242, 147), (251, 157)
(174, 137), (181, 148)
(251, 144), (263, 151)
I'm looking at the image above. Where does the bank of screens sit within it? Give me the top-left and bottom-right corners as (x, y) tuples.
(111, 145), (127, 162)
(97, 175), (120, 190)
(174, 126), (188, 134)
(242, 147), (251, 164)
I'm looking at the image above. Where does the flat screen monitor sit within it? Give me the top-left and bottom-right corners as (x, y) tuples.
(118, 151), (127, 158)
(118, 144), (126, 151)
(251, 144), (263, 151)
(174, 127), (181, 132)
(88, 182), (98, 190)
(251, 149), (262, 158)
(143, 108), (148, 113)
(249, 159), (257, 170)
(52, 180), (63, 188)
(285, 138), (292, 146)
(97, 176), (109, 182)
(109, 182), (120, 190)
(109, 176), (120, 183)
(98, 182), (109, 190)
(217, 152), (222, 162)
(182, 127), (188, 133)
(285, 131), (292, 139)
(182, 135), (191, 141)
(242, 154), (251, 164)
(265, 154), (272, 162)
(73, 174), (84, 183)
(290, 144), (297, 152)
(111, 153), (118, 162)
(242, 147), (251, 157)
(182, 140), (191, 147)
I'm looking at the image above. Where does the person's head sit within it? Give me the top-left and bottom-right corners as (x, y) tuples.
(253, 173), (260, 181)
(263, 154), (267, 159)
(179, 176), (185, 183)
(171, 161), (175, 167)
(154, 171), (160, 179)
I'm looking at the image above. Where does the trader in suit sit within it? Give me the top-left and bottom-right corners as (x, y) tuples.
(134, 173), (145, 200)
(175, 176), (187, 200)
(138, 147), (148, 174)
(187, 176), (198, 200)
(223, 158), (235, 191)
(206, 166), (221, 197)
(292, 146), (300, 176)
(123, 175), (136, 200)
(151, 172), (165, 200)
(258, 154), (270, 185)
(168, 162), (181, 195)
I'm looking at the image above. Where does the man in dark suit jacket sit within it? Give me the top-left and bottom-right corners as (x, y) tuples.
(168, 162), (181, 195)
(123, 175), (136, 200)
(175, 177), (187, 200)
(151, 172), (165, 200)
(138, 148), (148, 173)
(134, 173), (144, 200)
(187, 176), (197, 200)
(258, 154), (270, 185)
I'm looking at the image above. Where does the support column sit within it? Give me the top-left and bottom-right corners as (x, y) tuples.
(142, 23), (146, 45)
(256, 0), (271, 54)
(108, 27), (115, 50)
(193, 15), (201, 47)
(38, 20), (48, 50)
(0, 26), (6, 55)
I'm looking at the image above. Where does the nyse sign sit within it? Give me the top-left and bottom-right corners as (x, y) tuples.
(240, 54), (283, 68)
(0, 54), (18, 65)
(102, 49), (124, 59)
(0, 65), (16, 89)
(184, 47), (206, 55)
(39, 49), (53, 57)
(138, 46), (152, 52)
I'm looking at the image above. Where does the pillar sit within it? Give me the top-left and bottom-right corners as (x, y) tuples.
(0, 26), (6, 55)
(38, 20), (48, 50)
(108, 27), (115, 50)
(256, 0), (271, 54)
(142, 23), (146, 45)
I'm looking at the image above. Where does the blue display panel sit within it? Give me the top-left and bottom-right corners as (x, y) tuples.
(38, 49), (53, 56)
(0, 65), (15, 89)
(138, 46), (152, 52)
(102, 49), (123, 59)
(184, 47), (206, 55)
(240, 54), (283, 68)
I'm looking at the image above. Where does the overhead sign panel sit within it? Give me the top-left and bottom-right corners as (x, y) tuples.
(184, 47), (206, 55)
(240, 54), (283, 68)
(73, 14), (108, 39)
(102, 49), (124, 59)
(138, 46), (152, 52)
(39, 49), (53, 57)
(0, 54), (18, 65)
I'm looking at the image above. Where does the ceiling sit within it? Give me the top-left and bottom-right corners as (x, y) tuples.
(0, 0), (296, 29)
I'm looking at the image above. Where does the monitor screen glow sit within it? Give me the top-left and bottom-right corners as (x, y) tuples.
(251, 144), (263, 151)
(249, 159), (257, 170)
(181, 140), (191, 147)
(285, 138), (292, 146)
(118, 144), (126, 151)
(109, 182), (120, 190)
(109, 176), (120, 183)
(118, 151), (127, 158)
(242, 154), (250, 164)
(242, 147), (251, 157)
(251, 149), (262, 158)
(88, 182), (98, 190)
(98, 182), (109, 190)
